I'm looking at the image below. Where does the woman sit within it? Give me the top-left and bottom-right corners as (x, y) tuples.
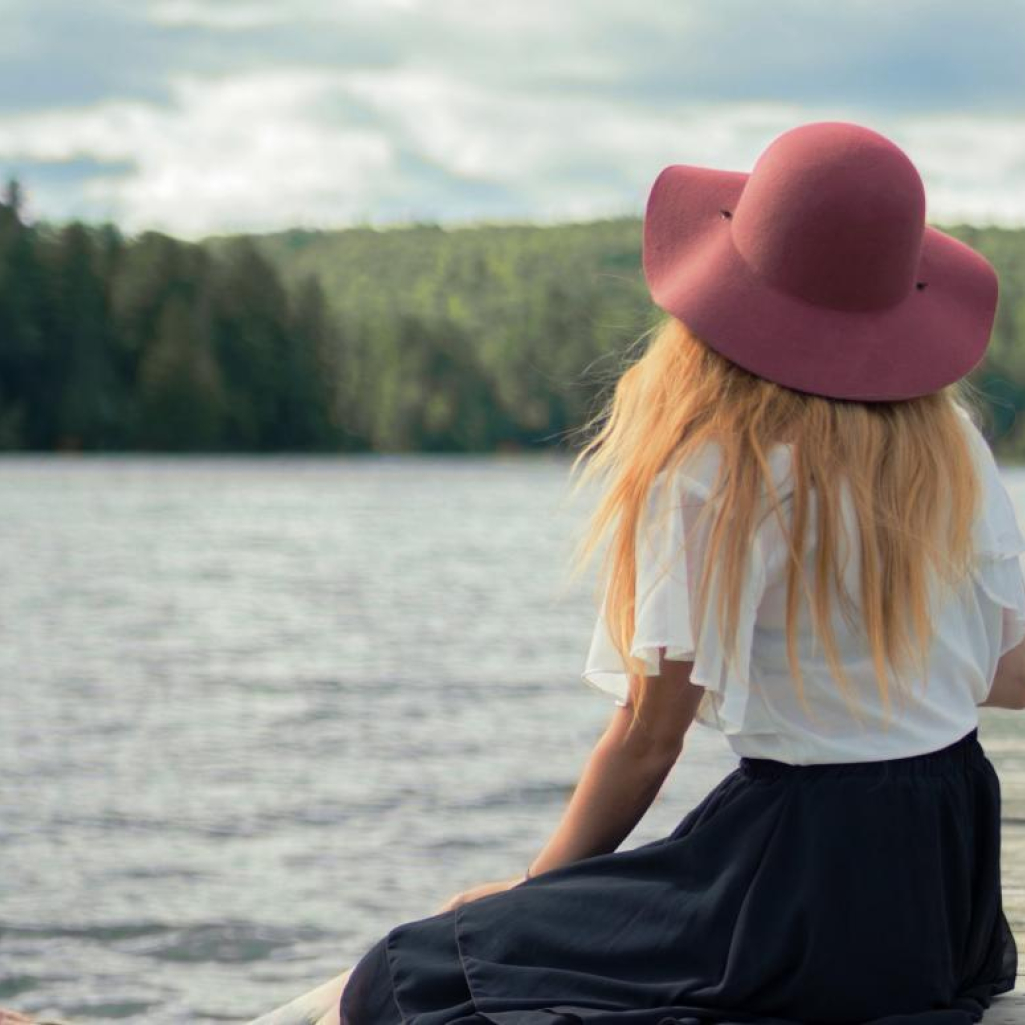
(257, 120), (1025, 1025)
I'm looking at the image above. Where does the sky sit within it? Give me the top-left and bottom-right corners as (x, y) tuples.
(2, 0), (1025, 241)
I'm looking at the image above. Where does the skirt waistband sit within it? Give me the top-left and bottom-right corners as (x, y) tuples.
(739, 726), (983, 779)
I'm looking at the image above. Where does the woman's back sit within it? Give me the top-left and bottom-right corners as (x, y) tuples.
(583, 405), (1025, 765)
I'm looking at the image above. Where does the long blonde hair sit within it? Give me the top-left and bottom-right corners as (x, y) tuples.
(568, 313), (990, 733)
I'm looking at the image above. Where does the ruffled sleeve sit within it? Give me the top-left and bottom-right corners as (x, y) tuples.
(958, 407), (1025, 657)
(581, 462), (768, 734)
(972, 490), (1025, 658)
(988, 553), (1025, 658)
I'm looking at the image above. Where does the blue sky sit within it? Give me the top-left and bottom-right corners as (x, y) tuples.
(3, 0), (1024, 240)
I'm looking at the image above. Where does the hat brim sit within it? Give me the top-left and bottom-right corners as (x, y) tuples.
(642, 164), (999, 401)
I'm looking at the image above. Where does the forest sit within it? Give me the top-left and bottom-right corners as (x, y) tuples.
(2, 175), (1025, 456)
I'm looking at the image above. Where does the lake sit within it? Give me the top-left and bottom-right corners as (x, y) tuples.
(1, 455), (1023, 1022)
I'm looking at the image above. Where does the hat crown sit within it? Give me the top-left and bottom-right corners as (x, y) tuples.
(730, 122), (927, 312)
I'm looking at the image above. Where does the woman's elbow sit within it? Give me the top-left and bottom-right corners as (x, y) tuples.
(604, 671), (704, 767)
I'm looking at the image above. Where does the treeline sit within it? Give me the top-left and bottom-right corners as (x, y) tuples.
(3, 173), (1025, 454)
(0, 179), (349, 451)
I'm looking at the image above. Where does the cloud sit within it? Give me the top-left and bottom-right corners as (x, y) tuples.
(147, 0), (423, 28)
(0, 0), (1023, 237)
(0, 70), (393, 236)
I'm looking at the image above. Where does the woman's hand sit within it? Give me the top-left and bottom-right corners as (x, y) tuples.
(434, 874), (526, 915)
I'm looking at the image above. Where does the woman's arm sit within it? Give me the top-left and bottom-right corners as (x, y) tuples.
(526, 653), (705, 877)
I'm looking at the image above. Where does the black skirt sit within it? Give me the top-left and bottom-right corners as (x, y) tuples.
(340, 726), (1018, 1025)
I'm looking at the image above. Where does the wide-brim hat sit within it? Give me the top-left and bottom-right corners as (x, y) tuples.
(642, 120), (999, 401)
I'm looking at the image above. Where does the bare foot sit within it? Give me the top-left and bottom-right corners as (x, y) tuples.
(0, 1012), (74, 1025)
(313, 999), (340, 1025)
(248, 967), (352, 1025)
(311, 968), (350, 1025)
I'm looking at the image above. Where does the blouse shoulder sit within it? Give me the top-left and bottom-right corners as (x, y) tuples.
(656, 435), (798, 505)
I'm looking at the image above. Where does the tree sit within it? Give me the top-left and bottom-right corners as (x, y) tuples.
(136, 294), (225, 449)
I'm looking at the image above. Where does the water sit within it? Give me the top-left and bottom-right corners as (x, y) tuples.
(1, 455), (1023, 1022)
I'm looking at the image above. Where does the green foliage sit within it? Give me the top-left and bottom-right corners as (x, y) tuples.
(0, 177), (356, 452)
(2, 174), (1024, 456)
(204, 216), (655, 453)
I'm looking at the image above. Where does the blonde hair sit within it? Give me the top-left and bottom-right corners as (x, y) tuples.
(568, 313), (990, 734)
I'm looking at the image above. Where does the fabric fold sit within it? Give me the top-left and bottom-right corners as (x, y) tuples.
(973, 552), (1025, 658)
(957, 407), (1025, 657)
(581, 463), (769, 736)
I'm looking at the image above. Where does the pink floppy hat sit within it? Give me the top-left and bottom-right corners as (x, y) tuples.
(642, 120), (999, 401)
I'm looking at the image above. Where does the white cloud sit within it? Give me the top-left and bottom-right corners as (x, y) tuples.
(0, 69), (395, 237)
(896, 115), (1025, 224)
(147, 1), (286, 29)
(1, 0), (1024, 236)
(146, 0), (425, 30)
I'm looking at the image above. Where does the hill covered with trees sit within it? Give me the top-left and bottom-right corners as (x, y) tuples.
(2, 175), (1024, 455)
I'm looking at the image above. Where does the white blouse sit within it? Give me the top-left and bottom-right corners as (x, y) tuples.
(582, 407), (1025, 764)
